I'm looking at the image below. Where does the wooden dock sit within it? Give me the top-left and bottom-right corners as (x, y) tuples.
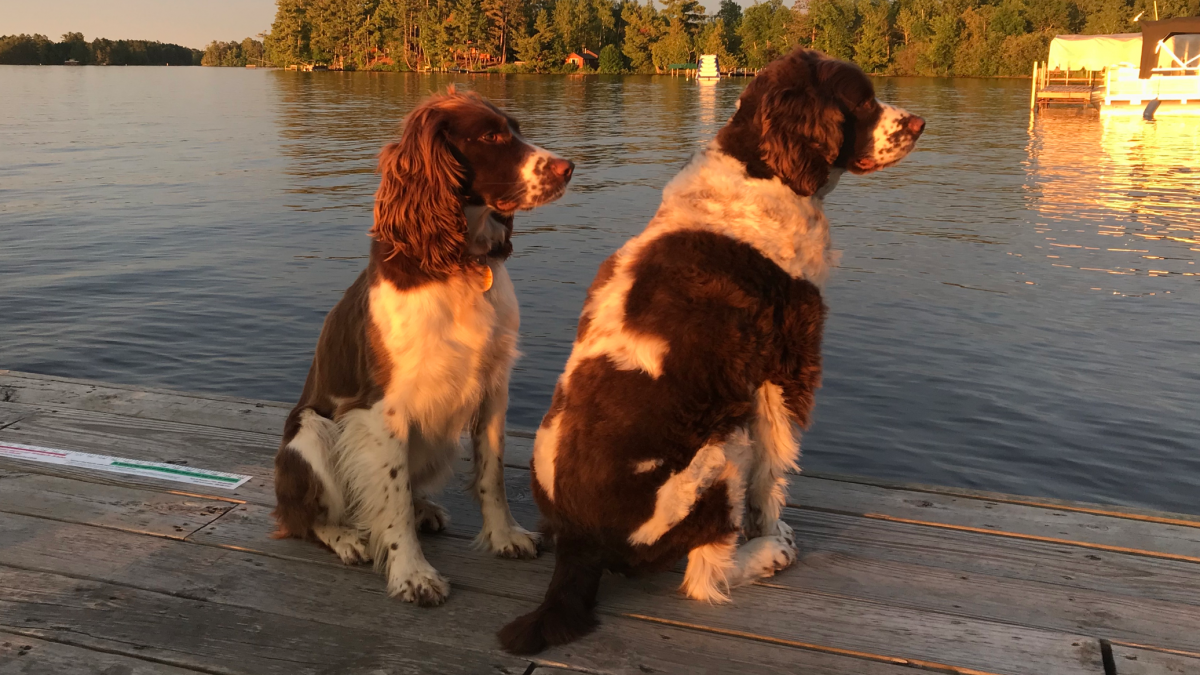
(1036, 84), (1099, 104)
(1030, 62), (1103, 110)
(1, 368), (1198, 674)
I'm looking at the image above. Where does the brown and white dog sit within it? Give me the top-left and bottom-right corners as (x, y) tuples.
(272, 88), (573, 606)
(499, 49), (924, 653)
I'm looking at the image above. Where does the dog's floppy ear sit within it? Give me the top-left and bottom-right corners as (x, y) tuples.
(756, 63), (845, 197)
(372, 99), (467, 276)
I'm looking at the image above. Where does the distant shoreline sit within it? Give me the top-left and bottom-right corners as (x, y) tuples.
(3, 63), (199, 66)
(1, 62), (1040, 80)
(0, 33), (201, 66)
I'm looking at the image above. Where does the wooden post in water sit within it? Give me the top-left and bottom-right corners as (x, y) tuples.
(1030, 61), (1039, 110)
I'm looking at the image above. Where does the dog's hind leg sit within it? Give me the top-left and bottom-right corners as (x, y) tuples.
(470, 385), (540, 558)
(679, 446), (793, 602)
(339, 406), (449, 606)
(498, 534), (603, 654)
(274, 409), (369, 564)
(744, 382), (800, 539)
(677, 462), (746, 603)
(682, 526), (797, 603)
(681, 534), (739, 603)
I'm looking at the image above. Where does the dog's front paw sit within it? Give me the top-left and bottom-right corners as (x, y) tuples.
(738, 534), (797, 583)
(765, 533), (797, 572)
(477, 524), (541, 559)
(313, 524), (371, 565)
(414, 497), (450, 533)
(770, 519), (795, 550)
(387, 561), (450, 607)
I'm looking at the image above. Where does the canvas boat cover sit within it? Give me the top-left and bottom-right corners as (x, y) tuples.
(1139, 18), (1200, 77)
(1048, 33), (1143, 71)
(1048, 26), (1200, 77)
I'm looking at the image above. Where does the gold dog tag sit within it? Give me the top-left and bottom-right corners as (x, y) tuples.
(479, 265), (493, 292)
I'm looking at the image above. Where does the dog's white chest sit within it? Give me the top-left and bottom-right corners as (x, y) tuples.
(369, 268), (519, 435)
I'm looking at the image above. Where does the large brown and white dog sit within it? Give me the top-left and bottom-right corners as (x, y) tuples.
(499, 49), (924, 653)
(272, 89), (573, 606)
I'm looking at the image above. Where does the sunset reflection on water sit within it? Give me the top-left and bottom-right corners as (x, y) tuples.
(1025, 111), (1200, 296)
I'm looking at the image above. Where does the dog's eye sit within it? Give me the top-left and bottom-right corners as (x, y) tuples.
(479, 132), (503, 143)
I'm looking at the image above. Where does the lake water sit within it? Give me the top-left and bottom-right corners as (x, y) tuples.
(2, 66), (1198, 514)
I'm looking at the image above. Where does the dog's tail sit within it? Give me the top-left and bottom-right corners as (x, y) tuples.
(497, 537), (604, 654)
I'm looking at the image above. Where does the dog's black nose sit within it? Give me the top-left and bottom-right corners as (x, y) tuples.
(550, 158), (574, 181)
(906, 116), (926, 136)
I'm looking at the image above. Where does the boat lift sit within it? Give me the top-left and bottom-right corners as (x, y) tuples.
(1032, 18), (1200, 116)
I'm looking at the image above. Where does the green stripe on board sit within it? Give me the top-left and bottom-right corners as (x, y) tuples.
(110, 461), (240, 482)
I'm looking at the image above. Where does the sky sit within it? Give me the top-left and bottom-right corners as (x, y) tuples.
(1, 1), (279, 50)
(1, 0), (743, 51)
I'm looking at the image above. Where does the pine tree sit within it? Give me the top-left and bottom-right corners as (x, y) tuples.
(594, 0), (617, 48)
(854, 0), (890, 73)
(598, 42), (624, 71)
(421, 1), (456, 70)
(450, 0), (490, 68)
(515, 8), (563, 71)
(482, 0), (525, 62)
(554, 0), (596, 53)
(660, 0), (704, 36)
(716, 0), (742, 57)
(651, 19), (692, 71)
(807, 0), (856, 61)
(738, 0), (790, 68)
(927, 12), (961, 75)
(621, 0), (661, 73)
(697, 18), (737, 67)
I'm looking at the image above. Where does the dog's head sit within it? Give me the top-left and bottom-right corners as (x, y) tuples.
(716, 48), (924, 197)
(373, 87), (574, 275)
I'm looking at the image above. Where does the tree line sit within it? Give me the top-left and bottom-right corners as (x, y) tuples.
(201, 38), (268, 67)
(0, 33), (202, 65)
(228, 0), (1198, 76)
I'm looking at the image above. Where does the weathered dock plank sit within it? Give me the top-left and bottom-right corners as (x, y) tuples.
(0, 408), (23, 430)
(0, 631), (207, 675)
(0, 370), (288, 435)
(0, 404), (277, 503)
(0, 513), (911, 675)
(803, 471), (1200, 527)
(1109, 643), (1200, 675)
(0, 566), (536, 675)
(792, 508), (1200, 607)
(789, 478), (1200, 562)
(0, 401), (535, 508)
(767, 540), (1200, 653)
(0, 470), (234, 539)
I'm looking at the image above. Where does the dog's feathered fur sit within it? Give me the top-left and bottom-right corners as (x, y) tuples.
(272, 88), (573, 606)
(499, 48), (924, 653)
